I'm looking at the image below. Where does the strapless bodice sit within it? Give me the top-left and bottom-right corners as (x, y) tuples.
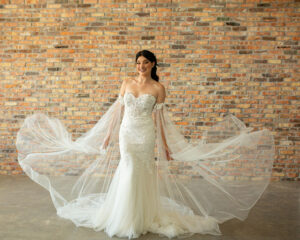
(123, 92), (157, 119)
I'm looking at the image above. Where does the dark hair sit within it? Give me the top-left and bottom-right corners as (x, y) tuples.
(135, 50), (159, 82)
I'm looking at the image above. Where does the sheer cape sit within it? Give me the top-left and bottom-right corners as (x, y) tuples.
(16, 94), (275, 235)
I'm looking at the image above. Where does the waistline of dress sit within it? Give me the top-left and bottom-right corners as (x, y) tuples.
(122, 114), (154, 123)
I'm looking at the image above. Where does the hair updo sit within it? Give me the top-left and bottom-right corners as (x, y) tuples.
(135, 50), (159, 82)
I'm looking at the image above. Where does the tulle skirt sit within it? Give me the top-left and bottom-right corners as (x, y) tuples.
(57, 157), (221, 239)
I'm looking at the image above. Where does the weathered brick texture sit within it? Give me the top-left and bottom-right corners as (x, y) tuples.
(0, 0), (299, 181)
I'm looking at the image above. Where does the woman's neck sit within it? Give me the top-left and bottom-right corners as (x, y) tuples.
(136, 75), (152, 84)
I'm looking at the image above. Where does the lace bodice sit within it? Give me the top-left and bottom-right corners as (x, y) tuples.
(118, 92), (164, 119)
(118, 92), (160, 175)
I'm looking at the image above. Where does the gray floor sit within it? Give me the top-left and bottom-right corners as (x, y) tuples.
(0, 176), (299, 240)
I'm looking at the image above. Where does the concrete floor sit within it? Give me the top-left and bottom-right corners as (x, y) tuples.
(0, 176), (299, 240)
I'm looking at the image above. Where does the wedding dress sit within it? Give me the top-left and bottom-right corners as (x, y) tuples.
(16, 91), (275, 239)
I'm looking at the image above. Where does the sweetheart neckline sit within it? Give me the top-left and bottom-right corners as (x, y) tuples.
(124, 91), (157, 101)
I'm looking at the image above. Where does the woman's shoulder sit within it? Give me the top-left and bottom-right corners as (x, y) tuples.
(153, 81), (166, 95)
(150, 79), (164, 89)
(122, 78), (131, 85)
(152, 81), (166, 102)
(120, 78), (134, 90)
(120, 78), (131, 95)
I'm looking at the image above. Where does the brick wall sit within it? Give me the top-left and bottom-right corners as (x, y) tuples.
(0, 0), (299, 181)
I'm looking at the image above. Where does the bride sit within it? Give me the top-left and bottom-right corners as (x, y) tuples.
(16, 50), (275, 239)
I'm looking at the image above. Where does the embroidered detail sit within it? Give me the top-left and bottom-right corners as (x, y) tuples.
(154, 103), (164, 110)
(119, 92), (157, 174)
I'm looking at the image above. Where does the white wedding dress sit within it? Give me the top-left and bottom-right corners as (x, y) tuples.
(16, 91), (275, 239)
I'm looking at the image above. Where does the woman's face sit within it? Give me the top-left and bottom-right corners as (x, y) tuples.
(136, 56), (155, 77)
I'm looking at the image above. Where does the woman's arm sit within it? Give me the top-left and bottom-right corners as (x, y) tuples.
(153, 84), (173, 161)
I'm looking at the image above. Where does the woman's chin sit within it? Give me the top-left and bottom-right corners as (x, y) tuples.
(139, 72), (149, 76)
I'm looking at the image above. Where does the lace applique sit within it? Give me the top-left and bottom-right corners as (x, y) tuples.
(123, 92), (156, 118)
(153, 102), (164, 110)
(119, 92), (156, 174)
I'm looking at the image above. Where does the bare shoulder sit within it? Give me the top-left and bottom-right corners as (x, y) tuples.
(154, 81), (166, 103)
(119, 78), (131, 96)
(158, 82), (166, 92)
(126, 78), (135, 84)
(123, 78), (132, 85)
(154, 81), (165, 94)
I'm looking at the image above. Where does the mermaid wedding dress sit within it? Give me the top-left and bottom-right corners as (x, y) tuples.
(16, 91), (275, 239)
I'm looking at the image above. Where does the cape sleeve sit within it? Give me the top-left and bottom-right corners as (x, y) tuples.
(153, 102), (275, 223)
(16, 94), (124, 209)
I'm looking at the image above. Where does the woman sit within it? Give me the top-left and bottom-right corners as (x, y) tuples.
(101, 50), (172, 160)
(16, 50), (275, 239)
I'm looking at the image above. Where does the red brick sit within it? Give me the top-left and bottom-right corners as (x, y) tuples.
(0, 0), (297, 181)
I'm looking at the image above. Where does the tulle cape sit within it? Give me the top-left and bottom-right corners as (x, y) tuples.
(16, 94), (275, 234)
